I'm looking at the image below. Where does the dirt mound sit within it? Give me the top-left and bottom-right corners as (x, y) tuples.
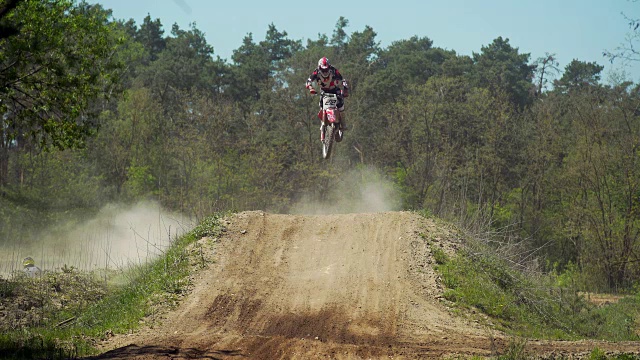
(90, 211), (640, 359)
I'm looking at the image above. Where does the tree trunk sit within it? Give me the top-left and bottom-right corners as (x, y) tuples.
(0, 142), (8, 186)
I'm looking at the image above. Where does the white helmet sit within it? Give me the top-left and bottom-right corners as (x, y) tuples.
(317, 57), (331, 78)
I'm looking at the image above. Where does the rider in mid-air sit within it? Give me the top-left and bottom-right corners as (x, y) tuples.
(305, 57), (350, 135)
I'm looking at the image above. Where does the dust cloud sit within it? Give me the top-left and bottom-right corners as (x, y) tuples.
(288, 166), (402, 215)
(1, 167), (399, 275)
(0, 201), (194, 276)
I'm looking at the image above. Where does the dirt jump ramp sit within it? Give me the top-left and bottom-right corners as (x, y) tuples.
(91, 211), (640, 359)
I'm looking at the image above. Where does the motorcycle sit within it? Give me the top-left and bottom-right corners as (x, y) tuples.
(317, 92), (343, 159)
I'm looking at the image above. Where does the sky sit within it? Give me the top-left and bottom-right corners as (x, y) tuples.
(94, 0), (640, 84)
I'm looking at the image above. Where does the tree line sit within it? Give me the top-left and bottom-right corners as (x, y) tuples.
(0, 1), (638, 291)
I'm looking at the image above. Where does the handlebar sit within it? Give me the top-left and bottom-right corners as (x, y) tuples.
(318, 91), (341, 97)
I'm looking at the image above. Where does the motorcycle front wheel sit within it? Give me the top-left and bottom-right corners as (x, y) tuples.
(322, 124), (335, 159)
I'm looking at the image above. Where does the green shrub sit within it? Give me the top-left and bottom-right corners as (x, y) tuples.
(434, 242), (640, 341)
(431, 246), (449, 265)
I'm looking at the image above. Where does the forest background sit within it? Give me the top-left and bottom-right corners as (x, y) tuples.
(0, 0), (639, 292)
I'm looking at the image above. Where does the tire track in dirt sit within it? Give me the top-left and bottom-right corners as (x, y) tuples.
(90, 211), (640, 359)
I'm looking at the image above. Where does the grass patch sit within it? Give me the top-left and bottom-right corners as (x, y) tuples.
(433, 239), (640, 341)
(0, 212), (228, 360)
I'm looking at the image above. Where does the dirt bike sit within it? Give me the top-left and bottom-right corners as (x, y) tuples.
(317, 92), (343, 159)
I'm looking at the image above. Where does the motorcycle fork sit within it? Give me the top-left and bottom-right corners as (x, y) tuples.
(320, 109), (338, 141)
(320, 115), (327, 141)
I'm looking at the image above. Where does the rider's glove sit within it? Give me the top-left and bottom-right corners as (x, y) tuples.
(309, 88), (317, 95)
(342, 88), (349, 97)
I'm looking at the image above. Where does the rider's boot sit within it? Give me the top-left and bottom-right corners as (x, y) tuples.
(340, 112), (348, 130)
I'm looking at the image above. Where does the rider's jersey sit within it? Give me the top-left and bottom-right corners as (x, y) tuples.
(24, 264), (41, 277)
(306, 66), (349, 94)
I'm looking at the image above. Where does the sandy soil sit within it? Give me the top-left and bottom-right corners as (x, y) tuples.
(88, 211), (640, 359)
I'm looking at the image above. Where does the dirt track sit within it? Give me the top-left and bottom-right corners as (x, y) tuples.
(91, 211), (640, 359)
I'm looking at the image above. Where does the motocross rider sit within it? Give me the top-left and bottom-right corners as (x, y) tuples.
(22, 257), (42, 277)
(305, 57), (350, 134)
